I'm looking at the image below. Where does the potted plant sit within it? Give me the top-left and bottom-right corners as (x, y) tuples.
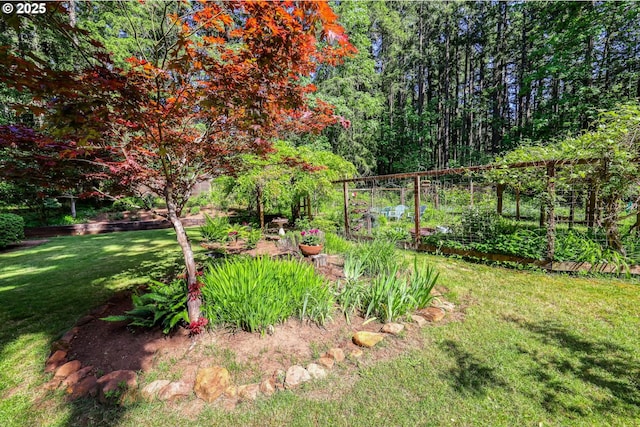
(299, 228), (323, 256)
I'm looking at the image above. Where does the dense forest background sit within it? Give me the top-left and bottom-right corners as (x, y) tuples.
(2, 1), (640, 177)
(311, 1), (640, 175)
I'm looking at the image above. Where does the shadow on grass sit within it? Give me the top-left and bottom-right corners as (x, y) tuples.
(441, 340), (506, 395)
(505, 315), (640, 416)
(0, 228), (204, 426)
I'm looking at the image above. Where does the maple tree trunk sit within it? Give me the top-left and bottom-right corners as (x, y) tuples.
(166, 192), (200, 323)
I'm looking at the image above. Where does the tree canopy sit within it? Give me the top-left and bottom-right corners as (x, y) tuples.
(0, 0), (355, 325)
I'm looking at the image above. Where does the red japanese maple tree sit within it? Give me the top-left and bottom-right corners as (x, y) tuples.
(0, 1), (354, 326)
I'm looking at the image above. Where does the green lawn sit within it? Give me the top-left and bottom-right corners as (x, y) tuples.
(1, 229), (639, 426)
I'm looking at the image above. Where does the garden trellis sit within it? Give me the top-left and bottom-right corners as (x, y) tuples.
(334, 158), (640, 274)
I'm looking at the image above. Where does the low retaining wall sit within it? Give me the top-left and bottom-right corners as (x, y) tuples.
(25, 217), (205, 238)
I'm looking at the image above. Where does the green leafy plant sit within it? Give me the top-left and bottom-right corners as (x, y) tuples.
(200, 214), (231, 243)
(0, 213), (24, 248)
(244, 228), (262, 249)
(201, 256), (333, 333)
(373, 226), (410, 242)
(101, 279), (189, 334)
(456, 207), (501, 241)
(112, 197), (142, 212)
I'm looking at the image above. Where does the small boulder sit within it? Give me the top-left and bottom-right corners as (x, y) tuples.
(62, 365), (93, 389)
(411, 315), (427, 327)
(433, 300), (455, 312)
(317, 357), (334, 369)
(193, 366), (230, 403)
(306, 363), (327, 380)
(237, 383), (261, 401)
(352, 331), (384, 348)
(285, 365), (311, 389)
(349, 348), (364, 359)
(55, 360), (82, 379)
(224, 385), (238, 398)
(67, 375), (98, 400)
(76, 315), (95, 326)
(157, 381), (192, 401)
(180, 365), (198, 389)
(419, 307), (446, 322)
(97, 370), (138, 404)
(381, 323), (405, 335)
(272, 369), (286, 391)
(222, 397), (238, 411)
(60, 327), (80, 345)
(259, 379), (275, 396)
(325, 348), (345, 362)
(45, 350), (67, 373)
(50, 340), (70, 354)
(43, 377), (63, 391)
(141, 380), (171, 401)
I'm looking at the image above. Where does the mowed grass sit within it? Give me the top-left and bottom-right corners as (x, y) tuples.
(1, 230), (639, 426)
(0, 228), (207, 427)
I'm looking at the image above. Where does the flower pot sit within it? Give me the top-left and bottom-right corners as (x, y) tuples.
(299, 243), (323, 256)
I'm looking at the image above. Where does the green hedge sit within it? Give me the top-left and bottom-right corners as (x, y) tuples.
(0, 213), (25, 248)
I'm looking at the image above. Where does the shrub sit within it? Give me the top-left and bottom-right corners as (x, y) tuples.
(0, 213), (25, 248)
(201, 256), (333, 332)
(200, 214), (230, 243)
(112, 197), (141, 212)
(186, 193), (210, 208)
(190, 206), (201, 215)
(310, 217), (338, 232)
(101, 279), (189, 334)
(373, 226), (410, 242)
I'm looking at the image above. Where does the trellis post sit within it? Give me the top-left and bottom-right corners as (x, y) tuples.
(545, 162), (556, 262)
(343, 181), (350, 237)
(496, 184), (504, 215)
(414, 176), (421, 248)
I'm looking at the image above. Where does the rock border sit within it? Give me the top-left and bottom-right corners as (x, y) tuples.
(44, 298), (453, 407)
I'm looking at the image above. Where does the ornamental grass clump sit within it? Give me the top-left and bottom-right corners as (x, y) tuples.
(201, 256), (333, 333)
(348, 238), (404, 276)
(362, 258), (439, 323)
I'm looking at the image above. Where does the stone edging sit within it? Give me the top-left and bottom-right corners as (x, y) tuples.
(43, 301), (454, 407)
